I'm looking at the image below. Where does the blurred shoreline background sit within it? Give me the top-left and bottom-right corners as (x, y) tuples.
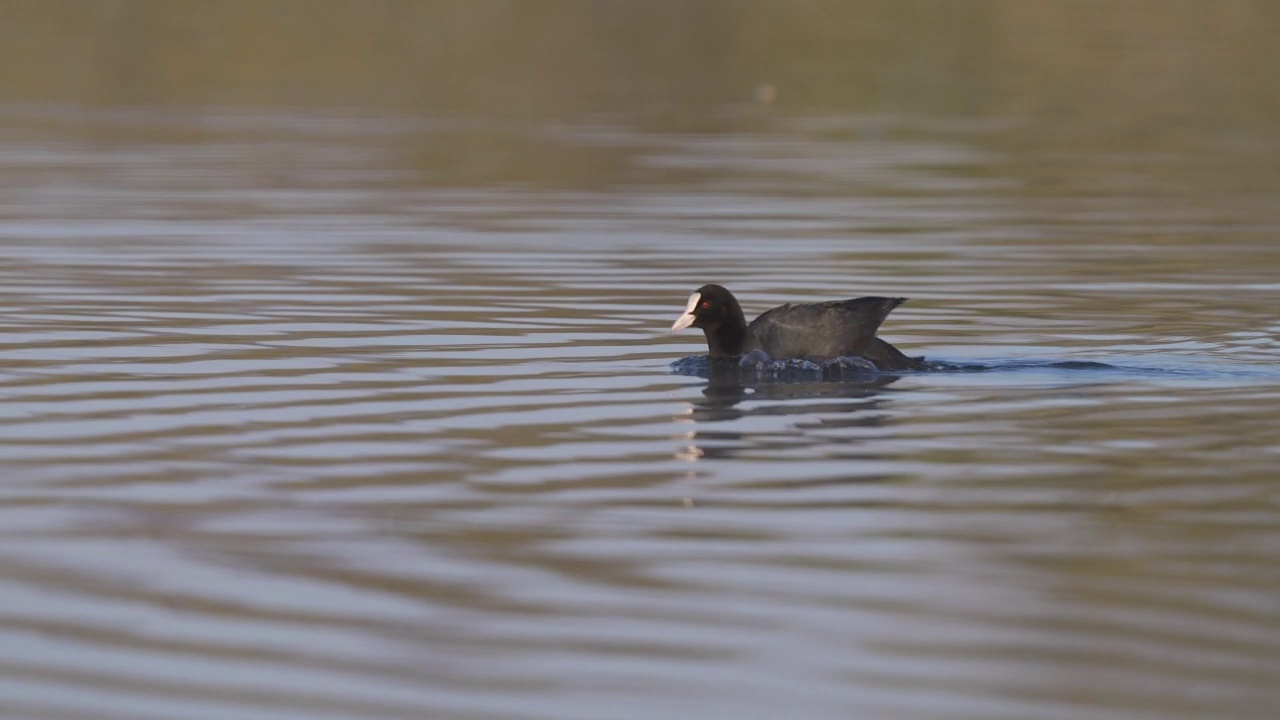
(5, 0), (1278, 203)
(2, 1), (1276, 136)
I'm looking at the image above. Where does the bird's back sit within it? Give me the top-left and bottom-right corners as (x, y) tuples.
(749, 297), (906, 360)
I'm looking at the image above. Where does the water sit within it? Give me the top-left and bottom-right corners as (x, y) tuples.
(1, 107), (1279, 720)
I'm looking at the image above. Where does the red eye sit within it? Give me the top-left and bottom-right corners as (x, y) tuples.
(700, 301), (711, 309)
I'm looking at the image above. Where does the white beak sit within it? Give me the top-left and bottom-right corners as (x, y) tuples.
(669, 292), (701, 333)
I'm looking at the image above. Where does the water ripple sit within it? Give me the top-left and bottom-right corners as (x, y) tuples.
(1, 112), (1279, 720)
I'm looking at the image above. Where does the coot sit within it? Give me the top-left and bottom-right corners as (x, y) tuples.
(669, 284), (924, 370)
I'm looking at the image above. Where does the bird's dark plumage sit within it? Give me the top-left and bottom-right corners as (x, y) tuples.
(670, 284), (923, 370)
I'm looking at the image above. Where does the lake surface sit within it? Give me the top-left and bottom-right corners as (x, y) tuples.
(1, 106), (1278, 720)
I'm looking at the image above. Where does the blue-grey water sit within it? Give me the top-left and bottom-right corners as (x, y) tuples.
(1, 107), (1278, 720)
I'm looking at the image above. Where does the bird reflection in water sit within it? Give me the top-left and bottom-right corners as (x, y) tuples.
(672, 356), (902, 462)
